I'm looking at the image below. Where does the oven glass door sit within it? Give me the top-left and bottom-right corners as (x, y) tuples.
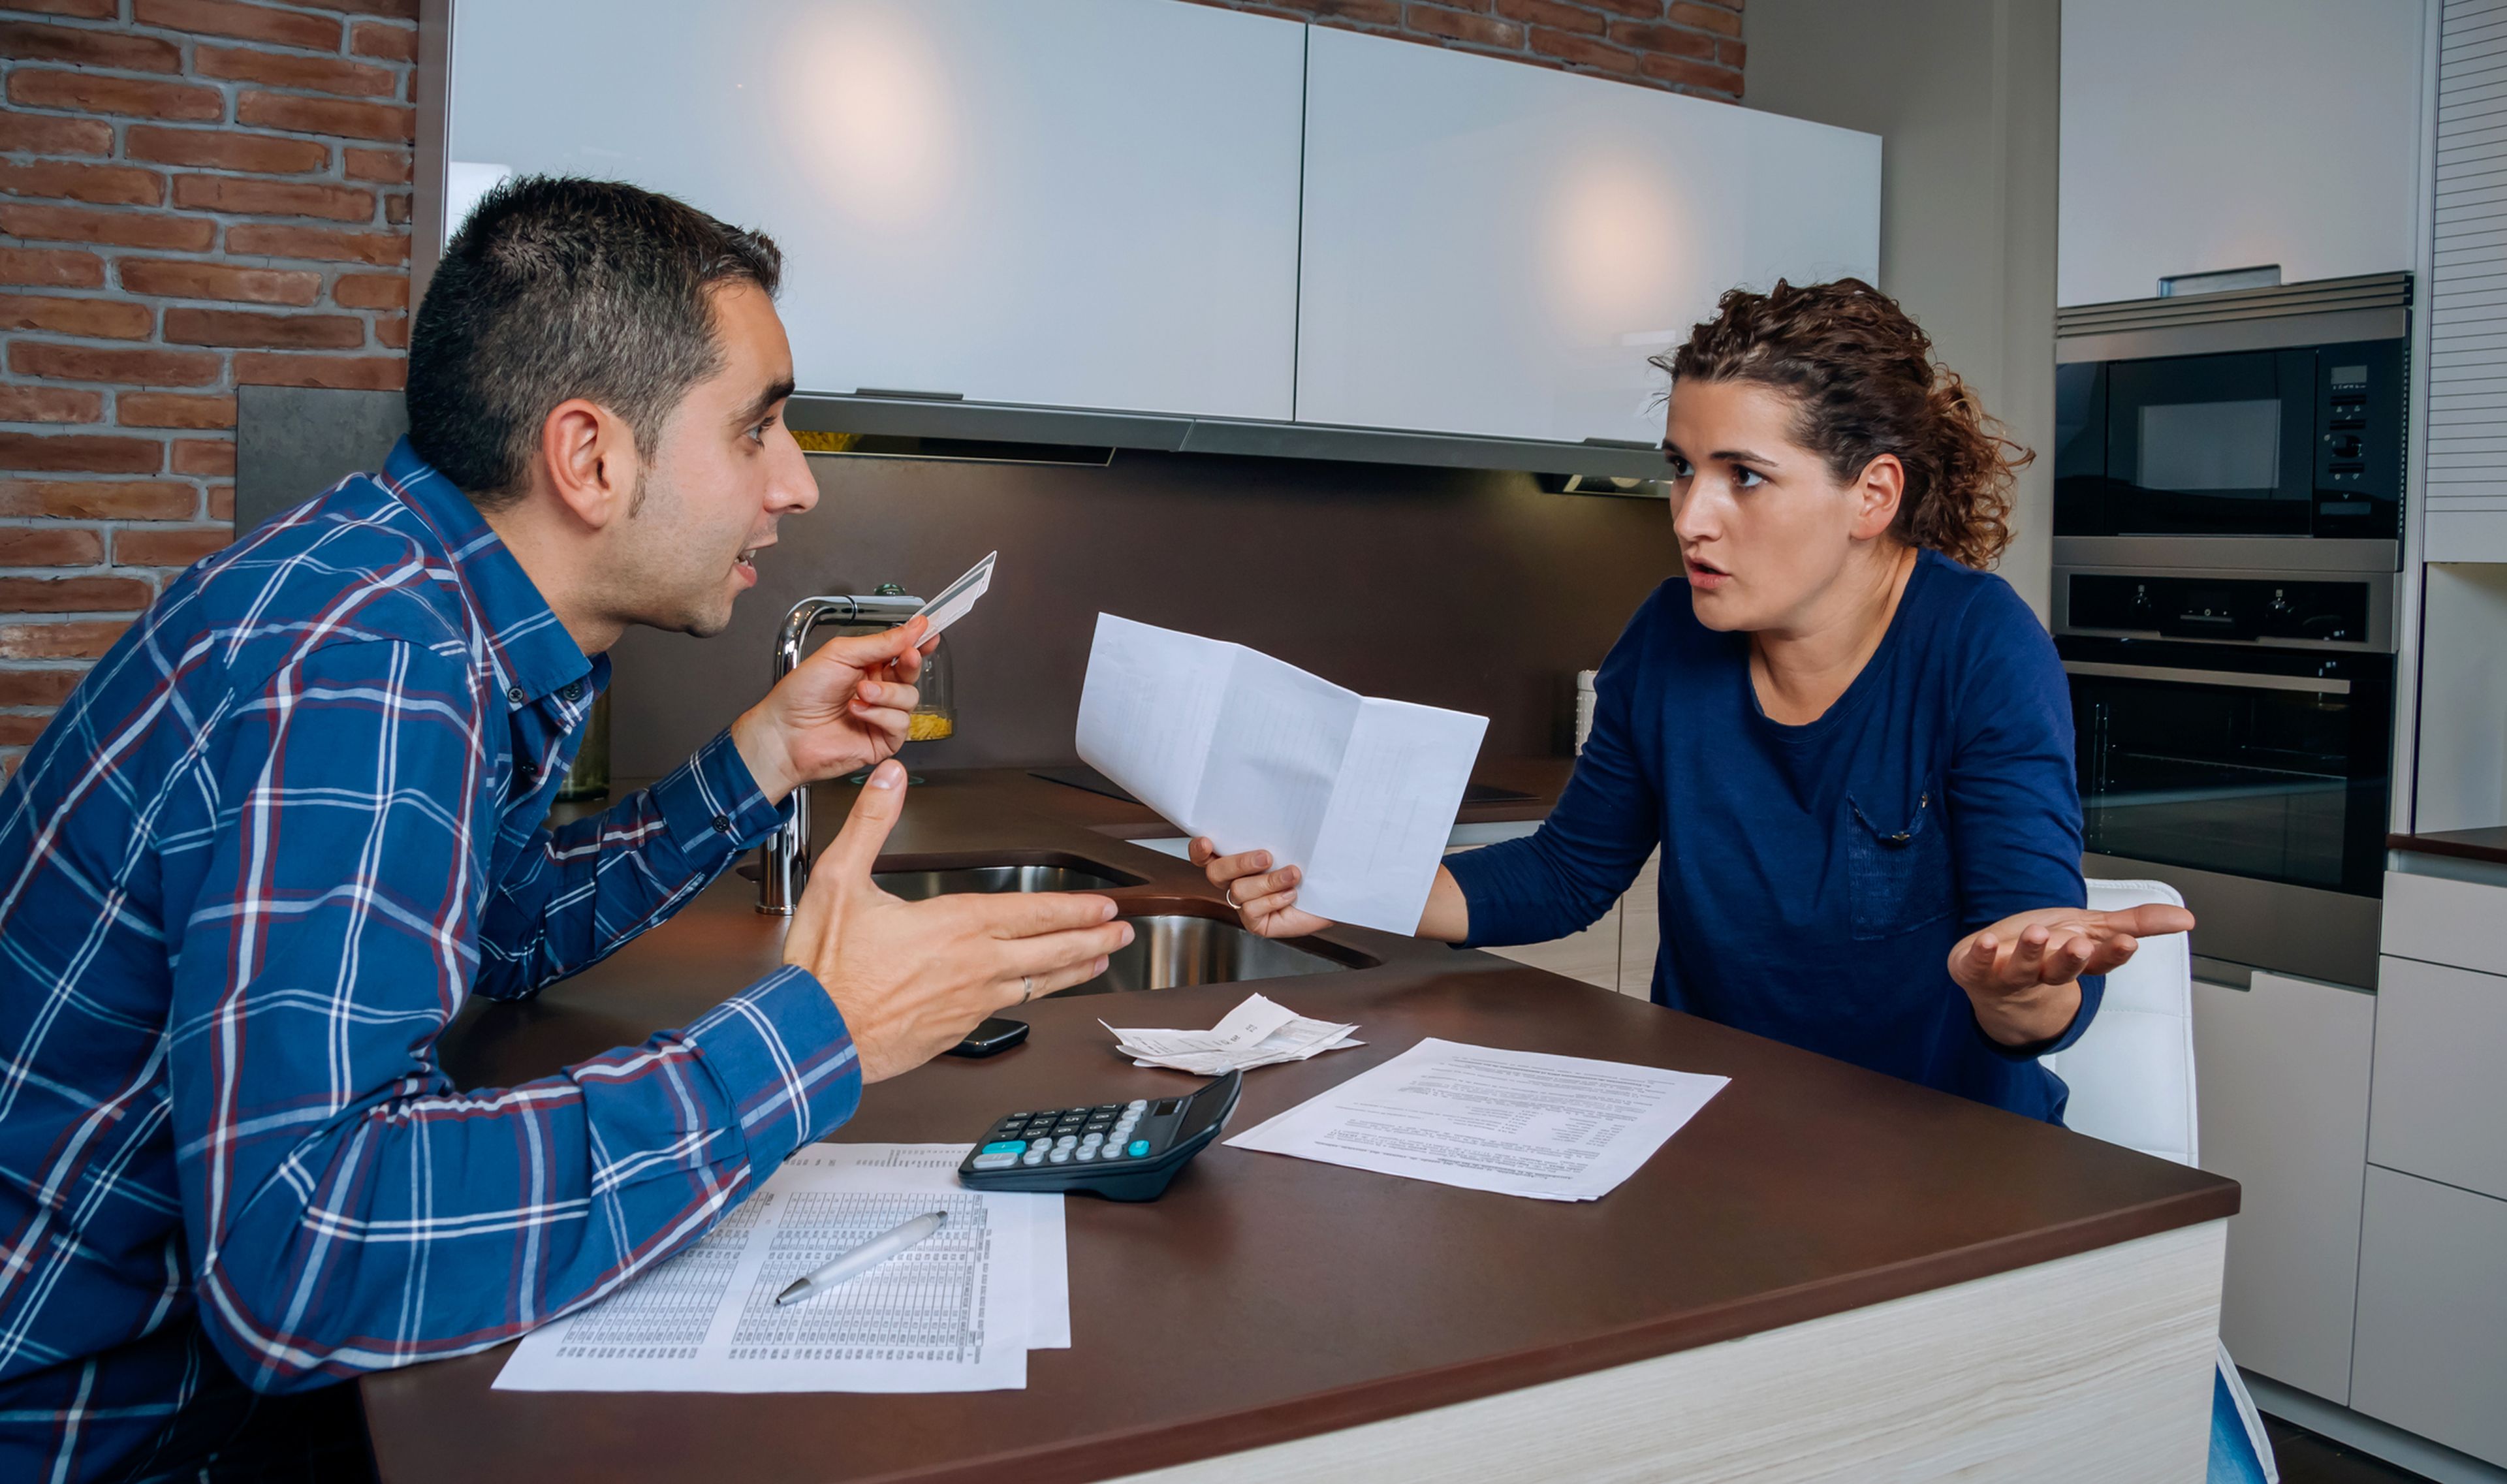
(2094, 349), (2316, 535)
(2064, 642), (2390, 896)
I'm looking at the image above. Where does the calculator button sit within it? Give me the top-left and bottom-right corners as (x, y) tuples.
(1093, 1104), (1121, 1115)
(1079, 1131), (1102, 1145)
(1047, 1146), (1073, 1163)
(1127, 1139), (1152, 1157)
(1020, 1150), (1046, 1167)
(1054, 1134), (1077, 1148)
(1126, 1099), (1148, 1111)
(1075, 1146), (1098, 1161)
(972, 1152), (1018, 1170)
(981, 1141), (1026, 1156)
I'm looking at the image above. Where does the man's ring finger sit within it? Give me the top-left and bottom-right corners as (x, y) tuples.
(1021, 975), (1035, 1003)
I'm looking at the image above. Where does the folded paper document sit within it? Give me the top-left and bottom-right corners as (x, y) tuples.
(1103, 992), (1361, 1077)
(1075, 614), (1488, 934)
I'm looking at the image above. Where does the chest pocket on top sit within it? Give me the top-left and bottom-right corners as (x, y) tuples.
(1846, 784), (1954, 941)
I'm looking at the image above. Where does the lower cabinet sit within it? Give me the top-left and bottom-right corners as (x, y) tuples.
(2190, 971), (2376, 1404)
(2350, 1166), (2507, 1468)
(1472, 847), (1659, 998)
(2369, 955), (2507, 1201)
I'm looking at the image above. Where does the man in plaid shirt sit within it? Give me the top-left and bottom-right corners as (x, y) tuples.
(0, 178), (1131, 1482)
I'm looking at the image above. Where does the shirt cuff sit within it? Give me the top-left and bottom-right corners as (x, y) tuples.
(682, 965), (863, 1170)
(651, 728), (792, 864)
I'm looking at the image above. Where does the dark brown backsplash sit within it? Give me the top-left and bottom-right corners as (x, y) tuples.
(608, 449), (1679, 778)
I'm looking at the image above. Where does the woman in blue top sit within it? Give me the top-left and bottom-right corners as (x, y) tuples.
(1196, 279), (2193, 1123)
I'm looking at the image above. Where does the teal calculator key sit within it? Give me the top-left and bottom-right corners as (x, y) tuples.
(982, 1140), (1026, 1155)
(1127, 1139), (1151, 1157)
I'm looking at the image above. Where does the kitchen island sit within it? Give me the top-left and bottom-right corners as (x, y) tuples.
(358, 767), (2237, 1483)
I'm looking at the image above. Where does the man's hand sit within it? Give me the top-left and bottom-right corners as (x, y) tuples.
(783, 760), (1135, 1082)
(733, 617), (934, 805)
(1949, 902), (2196, 1047)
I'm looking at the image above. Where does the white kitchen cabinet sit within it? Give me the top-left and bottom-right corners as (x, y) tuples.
(1617, 850), (1662, 1001)
(2190, 971), (2376, 1403)
(447, 0), (1305, 419)
(1295, 27), (1880, 447)
(2380, 866), (2507, 974)
(2350, 1166), (2507, 1468)
(1483, 907), (1622, 992)
(2057, 0), (2427, 307)
(2369, 956), (2507, 1201)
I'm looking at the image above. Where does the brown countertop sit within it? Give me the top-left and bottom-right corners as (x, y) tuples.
(360, 765), (2238, 1484)
(2389, 827), (2507, 867)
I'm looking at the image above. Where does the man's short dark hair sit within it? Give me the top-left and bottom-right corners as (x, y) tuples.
(405, 176), (783, 508)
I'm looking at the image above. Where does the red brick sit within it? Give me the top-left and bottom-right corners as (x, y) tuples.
(1718, 36), (1744, 68)
(0, 20), (183, 73)
(117, 392), (236, 429)
(383, 191), (408, 225)
(235, 91), (413, 144)
(125, 124), (330, 175)
(166, 306), (362, 349)
(0, 432), (162, 473)
(1402, 3), (1525, 46)
(0, 619), (133, 659)
(300, 0), (418, 18)
(133, 0), (343, 51)
(0, 479), (196, 520)
(224, 222), (406, 265)
(1531, 27), (1640, 71)
(1300, 0), (1402, 23)
(112, 525), (228, 567)
(0, 385), (104, 424)
(329, 271), (404, 309)
(0, 291), (150, 339)
(0, 108), (114, 158)
(0, 527), (103, 565)
(10, 341), (222, 387)
(232, 351), (404, 389)
(348, 20), (415, 61)
(0, 576), (157, 613)
(1637, 52), (1742, 94)
(0, 717), (51, 748)
(172, 174), (375, 222)
(7, 71), (223, 123)
(197, 44), (399, 99)
(7, 0), (117, 16)
(1496, 0), (1605, 33)
(0, 247), (104, 289)
(0, 203), (217, 251)
(371, 312), (406, 349)
(0, 668), (86, 706)
(205, 482), (234, 520)
(0, 161), (165, 209)
(342, 146), (409, 183)
(1575, 0), (1665, 16)
(120, 258), (321, 306)
(1608, 19), (1716, 58)
(170, 438), (236, 476)
(1668, 1), (1739, 37)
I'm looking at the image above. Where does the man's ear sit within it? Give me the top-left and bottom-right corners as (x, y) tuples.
(535, 398), (639, 531)
(1850, 452), (1905, 542)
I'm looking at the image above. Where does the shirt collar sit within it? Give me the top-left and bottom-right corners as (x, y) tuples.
(378, 437), (592, 711)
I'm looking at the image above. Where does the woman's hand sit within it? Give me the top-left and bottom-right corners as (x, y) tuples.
(732, 616), (936, 804)
(1190, 840), (1337, 939)
(1949, 902), (2197, 1047)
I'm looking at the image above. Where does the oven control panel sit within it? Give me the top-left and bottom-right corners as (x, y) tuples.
(2063, 573), (2372, 645)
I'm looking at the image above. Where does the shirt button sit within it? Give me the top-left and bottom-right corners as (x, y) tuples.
(560, 681), (582, 703)
(507, 686), (526, 706)
(711, 813), (733, 834)
(518, 761), (538, 781)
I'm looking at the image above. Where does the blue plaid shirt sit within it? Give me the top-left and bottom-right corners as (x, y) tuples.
(0, 440), (860, 1481)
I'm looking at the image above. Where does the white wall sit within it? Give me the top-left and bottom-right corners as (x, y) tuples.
(1744, 0), (2062, 621)
(2058, 0), (2427, 307)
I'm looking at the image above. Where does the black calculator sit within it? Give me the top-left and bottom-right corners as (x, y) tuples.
(956, 1070), (1241, 1202)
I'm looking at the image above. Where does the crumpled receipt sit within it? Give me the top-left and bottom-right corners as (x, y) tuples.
(1101, 992), (1360, 1077)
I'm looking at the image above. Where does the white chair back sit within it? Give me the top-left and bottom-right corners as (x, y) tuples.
(2040, 878), (2199, 1168)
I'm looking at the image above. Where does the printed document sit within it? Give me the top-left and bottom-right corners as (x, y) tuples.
(1225, 1039), (1727, 1201)
(493, 1144), (1065, 1394)
(1075, 614), (1488, 934)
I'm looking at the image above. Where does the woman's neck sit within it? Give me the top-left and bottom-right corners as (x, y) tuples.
(1748, 543), (1919, 726)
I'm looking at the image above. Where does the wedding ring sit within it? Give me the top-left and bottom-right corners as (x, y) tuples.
(1021, 975), (1035, 1003)
(1223, 883), (1242, 909)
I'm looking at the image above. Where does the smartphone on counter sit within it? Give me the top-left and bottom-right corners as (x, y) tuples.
(945, 1017), (1030, 1058)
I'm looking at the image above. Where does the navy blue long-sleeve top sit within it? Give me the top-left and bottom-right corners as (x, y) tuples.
(1445, 550), (2098, 1122)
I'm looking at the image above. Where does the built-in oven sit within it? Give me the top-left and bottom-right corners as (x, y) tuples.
(2055, 567), (2396, 988)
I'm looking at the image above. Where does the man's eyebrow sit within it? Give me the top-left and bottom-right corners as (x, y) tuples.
(733, 377), (796, 428)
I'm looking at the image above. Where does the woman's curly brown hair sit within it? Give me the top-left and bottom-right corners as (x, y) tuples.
(1650, 277), (2031, 569)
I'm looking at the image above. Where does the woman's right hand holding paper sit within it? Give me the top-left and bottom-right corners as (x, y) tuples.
(1190, 840), (1338, 940)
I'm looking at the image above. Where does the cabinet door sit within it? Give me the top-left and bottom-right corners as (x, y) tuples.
(1483, 906), (1622, 992)
(1295, 27), (1879, 445)
(2190, 971), (2374, 1402)
(2369, 956), (2507, 1201)
(448, 0), (1305, 419)
(2350, 1167), (2507, 1468)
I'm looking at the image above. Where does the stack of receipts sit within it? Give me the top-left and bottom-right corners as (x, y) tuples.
(494, 1144), (1065, 1393)
(1103, 992), (1360, 1077)
(1227, 1039), (1729, 1202)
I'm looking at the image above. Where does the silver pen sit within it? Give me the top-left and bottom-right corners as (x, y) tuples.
(773, 1210), (949, 1307)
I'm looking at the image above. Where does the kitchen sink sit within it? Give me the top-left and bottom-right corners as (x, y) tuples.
(871, 864), (1131, 900)
(1064, 912), (1359, 996)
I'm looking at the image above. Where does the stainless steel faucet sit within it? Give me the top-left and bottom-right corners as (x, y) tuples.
(757, 590), (924, 915)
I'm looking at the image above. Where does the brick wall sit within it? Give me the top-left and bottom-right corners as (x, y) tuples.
(1184, 0), (1745, 99)
(0, 0), (1741, 775)
(0, 0), (411, 774)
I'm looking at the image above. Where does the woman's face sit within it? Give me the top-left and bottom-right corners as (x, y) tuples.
(1663, 378), (1902, 635)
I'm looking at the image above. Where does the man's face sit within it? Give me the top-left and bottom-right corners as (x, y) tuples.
(605, 282), (815, 639)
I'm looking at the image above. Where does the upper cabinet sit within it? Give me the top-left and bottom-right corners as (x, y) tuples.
(447, 0), (1306, 420)
(1294, 28), (1881, 447)
(2057, 0), (2428, 308)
